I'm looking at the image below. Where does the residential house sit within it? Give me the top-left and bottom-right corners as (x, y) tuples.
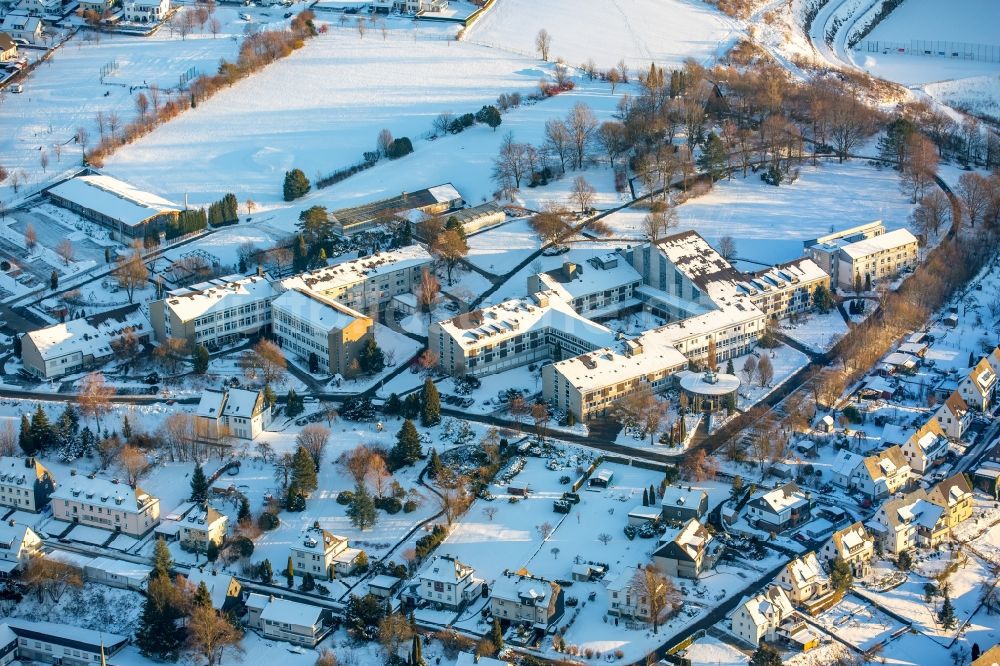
(659, 486), (709, 523)
(23, 0), (64, 16)
(193, 387), (272, 443)
(123, 0), (169, 22)
(0, 457), (55, 513)
(652, 519), (714, 579)
(870, 491), (947, 554)
(935, 391), (972, 440)
(150, 273), (275, 349)
(926, 473), (974, 530)
(776, 552), (832, 605)
(971, 644), (1000, 666)
(367, 574), (403, 600)
(728, 586), (794, 647)
(0, 34), (16, 62)
(0, 522), (42, 577)
(245, 593), (332, 647)
(0, 12), (43, 45)
(821, 522), (874, 577)
(417, 554), (482, 610)
(0, 619), (128, 665)
(959, 357), (997, 412)
(901, 419), (948, 474)
(177, 504), (227, 551)
(490, 571), (564, 630)
(853, 446), (911, 500)
(830, 450), (864, 489)
(271, 288), (373, 377)
(745, 482), (811, 532)
(50, 474), (160, 537)
(607, 567), (666, 621)
(456, 654), (511, 666)
(181, 569), (241, 611)
(20, 303), (150, 380)
(291, 529), (360, 580)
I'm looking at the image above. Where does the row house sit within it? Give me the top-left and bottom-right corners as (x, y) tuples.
(51, 474), (160, 537)
(0, 457), (55, 513)
(821, 522), (875, 577)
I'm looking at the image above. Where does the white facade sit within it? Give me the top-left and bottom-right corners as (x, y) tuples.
(0, 457), (55, 513)
(821, 522), (874, 576)
(123, 0), (169, 22)
(417, 555), (480, 609)
(291, 530), (355, 579)
(934, 391), (972, 440)
(776, 552), (831, 604)
(958, 358), (997, 411)
(853, 446), (911, 499)
(728, 586), (794, 647)
(836, 228), (919, 291)
(245, 594), (331, 647)
(0, 523), (42, 576)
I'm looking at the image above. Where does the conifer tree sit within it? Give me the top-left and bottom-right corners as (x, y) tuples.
(392, 419), (423, 467)
(649, 484), (656, 502)
(136, 539), (183, 660)
(190, 463), (209, 503)
(939, 589), (956, 629)
(347, 482), (378, 530)
(121, 414), (132, 440)
(260, 559), (273, 584)
(642, 488), (649, 506)
(291, 445), (317, 494)
(193, 581), (213, 609)
(420, 378), (440, 427)
(286, 556), (295, 586)
(19, 414), (33, 456)
(237, 496), (251, 524)
(427, 448), (443, 478)
(30, 405), (51, 452)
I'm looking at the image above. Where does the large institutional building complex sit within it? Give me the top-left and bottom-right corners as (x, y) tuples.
(433, 230), (830, 421)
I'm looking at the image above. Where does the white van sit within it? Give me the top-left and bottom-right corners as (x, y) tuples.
(9, 83), (23, 93)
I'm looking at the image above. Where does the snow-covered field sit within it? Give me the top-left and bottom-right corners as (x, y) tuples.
(924, 75), (1000, 123)
(0, 6), (253, 200)
(780, 309), (850, 353)
(465, 0), (738, 70)
(604, 160), (916, 266)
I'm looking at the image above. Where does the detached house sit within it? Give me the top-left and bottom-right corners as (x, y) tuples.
(652, 519), (714, 579)
(870, 491), (946, 554)
(417, 555), (482, 610)
(0, 522), (42, 577)
(901, 419), (948, 474)
(607, 567), (667, 621)
(490, 571), (564, 630)
(935, 391), (972, 440)
(926, 473), (974, 530)
(745, 482), (811, 532)
(0, 34), (16, 63)
(180, 569), (242, 611)
(291, 529), (360, 580)
(821, 522), (874, 577)
(853, 446), (910, 500)
(194, 387), (271, 443)
(245, 594), (333, 647)
(0, 457), (55, 513)
(776, 552), (831, 605)
(830, 450), (864, 489)
(729, 586), (794, 647)
(659, 486), (709, 522)
(959, 357), (997, 412)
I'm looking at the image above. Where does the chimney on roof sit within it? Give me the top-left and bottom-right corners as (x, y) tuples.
(562, 261), (578, 281)
(7, 519), (14, 527)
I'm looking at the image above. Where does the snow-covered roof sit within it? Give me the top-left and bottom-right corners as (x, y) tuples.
(532, 254), (641, 303)
(182, 569), (237, 609)
(259, 597), (325, 627)
(0, 456), (53, 486)
(831, 450), (864, 478)
(839, 228), (918, 260)
(162, 273), (275, 323)
(368, 574), (402, 591)
(428, 183), (462, 203)
(750, 482), (808, 515)
(678, 370), (740, 396)
(829, 522), (872, 558)
(884, 352), (917, 367)
(550, 334), (687, 392)
(783, 552), (827, 588)
(456, 653), (511, 666)
(196, 390), (226, 418)
(3, 617), (127, 651)
(660, 486), (707, 510)
(437, 293), (616, 352)
(492, 572), (555, 607)
(51, 475), (158, 513)
(280, 245), (432, 295)
(293, 529), (346, 555)
(965, 358), (997, 393)
(654, 231), (744, 302)
(197, 387), (264, 420)
(84, 556), (152, 582)
(732, 586), (792, 627)
(861, 446), (909, 483)
(737, 257), (829, 297)
(47, 174), (180, 227)
(272, 288), (368, 333)
(24, 303), (147, 362)
(0, 522), (37, 556)
(656, 518), (712, 562)
(420, 554), (475, 585)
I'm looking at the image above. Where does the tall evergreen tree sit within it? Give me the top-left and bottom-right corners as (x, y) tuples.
(237, 496), (252, 524)
(392, 419), (423, 467)
(358, 337), (385, 375)
(121, 414), (132, 440)
(193, 581), (213, 609)
(697, 132), (728, 181)
(939, 589), (956, 629)
(190, 463), (209, 503)
(152, 537), (173, 578)
(136, 539), (183, 659)
(291, 445), (317, 494)
(427, 448), (443, 478)
(30, 405), (51, 452)
(489, 618), (504, 651)
(283, 169), (311, 201)
(410, 634), (425, 666)
(260, 559), (273, 584)
(286, 556), (295, 586)
(19, 414), (34, 456)
(347, 482), (378, 530)
(192, 345), (210, 374)
(420, 378), (441, 427)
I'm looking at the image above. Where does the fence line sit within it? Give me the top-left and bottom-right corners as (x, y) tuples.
(859, 39), (1000, 63)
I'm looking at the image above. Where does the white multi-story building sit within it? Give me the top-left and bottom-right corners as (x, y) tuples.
(900, 419), (948, 474)
(745, 482), (811, 532)
(776, 552), (831, 604)
(123, 0), (169, 22)
(279, 245), (432, 317)
(271, 289), (373, 377)
(959, 357), (997, 412)
(934, 391), (972, 440)
(417, 554), (482, 610)
(0, 457), (55, 513)
(853, 446), (911, 499)
(527, 253), (642, 319)
(490, 571), (563, 630)
(51, 474), (160, 537)
(290, 529), (360, 580)
(150, 273), (275, 349)
(728, 586), (794, 647)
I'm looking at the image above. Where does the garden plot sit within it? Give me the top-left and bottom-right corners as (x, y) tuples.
(735, 345), (810, 410)
(464, 0), (738, 70)
(779, 309), (850, 354)
(601, 160), (917, 266)
(679, 635), (748, 665)
(466, 218), (543, 274)
(814, 594), (904, 652)
(0, 5), (250, 200)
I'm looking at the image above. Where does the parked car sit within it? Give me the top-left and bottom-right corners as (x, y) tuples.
(9, 84), (23, 94)
(460, 397), (474, 408)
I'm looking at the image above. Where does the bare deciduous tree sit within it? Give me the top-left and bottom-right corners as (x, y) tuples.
(79, 372), (114, 433)
(570, 175), (596, 213)
(756, 355), (774, 387)
(416, 267), (440, 324)
(534, 28), (551, 61)
(113, 250), (148, 303)
(24, 223), (37, 253)
(185, 604), (244, 666)
(718, 235), (737, 261)
(239, 339), (287, 385)
(56, 239), (75, 265)
(297, 424), (331, 469)
(117, 445), (150, 486)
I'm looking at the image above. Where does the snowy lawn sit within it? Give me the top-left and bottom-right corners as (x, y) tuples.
(736, 345), (810, 410)
(464, 0), (738, 70)
(780, 309), (850, 353)
(0, 6), (253, 200)
(814, 594), (904, 651)
(602, 160), (918, 266)
(680, 635), (748, 665)
(466, 218), (542, 274)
